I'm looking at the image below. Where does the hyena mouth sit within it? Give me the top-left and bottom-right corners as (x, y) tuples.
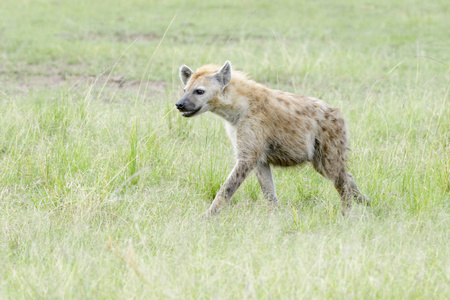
(181, 107), (201, 118)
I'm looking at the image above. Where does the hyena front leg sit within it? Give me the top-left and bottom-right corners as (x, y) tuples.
(201, 160), (255, 218)
(254, 162), (278, 210)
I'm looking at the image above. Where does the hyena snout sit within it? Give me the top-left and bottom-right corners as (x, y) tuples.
(175, 99), (187, 110)
(175, 96), (201, 117)
(175, 97), (195, 111)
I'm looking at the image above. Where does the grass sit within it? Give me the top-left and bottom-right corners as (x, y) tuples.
(0, 0), (449, 298)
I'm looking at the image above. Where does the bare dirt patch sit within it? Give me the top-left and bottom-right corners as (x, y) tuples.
(65, 75), (167, 94)
(114, 32), (161, 43)
(55, 32), (162, 43)
(3, 72), (167, 97)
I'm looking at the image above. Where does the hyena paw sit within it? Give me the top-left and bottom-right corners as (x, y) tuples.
(199, 209), (214, 220)
(356, 194), (371, 206)
(267, 201), (278, 214)
(340, 204), (352, 216)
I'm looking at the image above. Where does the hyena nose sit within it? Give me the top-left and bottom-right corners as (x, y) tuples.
(175, 100), (185, 110)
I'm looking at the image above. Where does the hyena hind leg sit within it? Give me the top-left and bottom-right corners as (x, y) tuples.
(318, 167), (370, 215)
(312, 138), (369, 214)
(311, 156), (355, 215)
(347, 173), (371, 206)
(333, 171), (354, 215)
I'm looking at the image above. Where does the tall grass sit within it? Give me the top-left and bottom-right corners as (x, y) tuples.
(1, 0), (449, 298)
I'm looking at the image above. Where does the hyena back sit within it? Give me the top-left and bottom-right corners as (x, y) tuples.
(176, 61), (369, 217)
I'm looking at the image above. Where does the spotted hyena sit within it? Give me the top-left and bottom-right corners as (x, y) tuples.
(176, 61), (369, 217)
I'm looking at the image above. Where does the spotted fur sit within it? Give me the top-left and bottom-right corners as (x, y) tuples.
(176, 61), (369, 217)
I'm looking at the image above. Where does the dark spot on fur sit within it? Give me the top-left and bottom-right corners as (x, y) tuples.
(334, 176), (345, 191)
(296, 109), (301, 115)
(226, 186), (233, 196)
(304, 107), (313, 116)
(277, 97), (290, 105)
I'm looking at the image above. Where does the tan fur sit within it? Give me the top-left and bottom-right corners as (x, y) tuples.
(177, 62), (369, 217)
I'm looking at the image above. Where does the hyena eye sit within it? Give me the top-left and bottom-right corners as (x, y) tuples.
(194, 89), (205, 95)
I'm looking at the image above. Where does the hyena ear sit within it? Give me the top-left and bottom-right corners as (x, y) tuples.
(216, 61), (232, 88)
(179, 65), (194, 86)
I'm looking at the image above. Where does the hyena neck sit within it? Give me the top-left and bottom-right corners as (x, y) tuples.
(211, 80), (252, 125)
(211, 105), (243, 125)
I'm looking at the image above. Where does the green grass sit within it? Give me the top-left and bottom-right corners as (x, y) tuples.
(1, 0), (449, 298)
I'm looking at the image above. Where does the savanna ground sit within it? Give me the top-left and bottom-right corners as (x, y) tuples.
(0, 0), (449, 298)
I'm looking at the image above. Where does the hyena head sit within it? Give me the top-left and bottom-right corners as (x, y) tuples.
(176, 61), (232, 117)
